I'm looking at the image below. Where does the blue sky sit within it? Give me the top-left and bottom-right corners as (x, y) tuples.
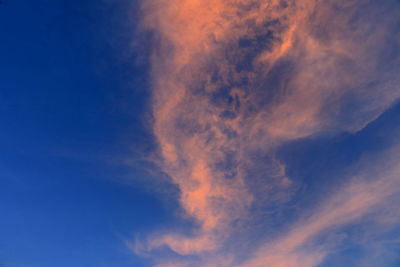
(1, 1), (400, 267)
(0, 1), (169, 266)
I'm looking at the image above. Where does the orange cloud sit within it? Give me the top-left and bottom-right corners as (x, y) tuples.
(136, 0), (400, 265)
(239, 147), (400, 267)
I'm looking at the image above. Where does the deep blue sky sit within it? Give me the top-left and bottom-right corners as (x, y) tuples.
(0, 1), (169, 266)
(2, 1), (400, 267)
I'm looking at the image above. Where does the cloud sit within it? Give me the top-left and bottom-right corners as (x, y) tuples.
(135, 0), (400, 265)
(238, 147), (400, 267)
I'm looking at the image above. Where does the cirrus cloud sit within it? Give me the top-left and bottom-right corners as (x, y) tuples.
(134, 0), (400, 266)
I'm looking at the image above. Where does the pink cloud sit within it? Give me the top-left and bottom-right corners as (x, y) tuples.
(134, 0), (400, 265)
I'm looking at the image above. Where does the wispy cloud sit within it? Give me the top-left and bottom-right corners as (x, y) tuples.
(135, 0), (400, 266)
(238, 147), (400, 267)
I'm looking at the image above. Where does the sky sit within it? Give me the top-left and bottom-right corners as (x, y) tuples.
(1, 0), (400, 267)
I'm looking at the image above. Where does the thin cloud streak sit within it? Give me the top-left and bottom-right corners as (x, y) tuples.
(136, 0), (400, 266)
(239, 147), (400, 267)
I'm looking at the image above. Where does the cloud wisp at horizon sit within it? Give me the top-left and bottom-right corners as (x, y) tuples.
(134, 0), (400, 266)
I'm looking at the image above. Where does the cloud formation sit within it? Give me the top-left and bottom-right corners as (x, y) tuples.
(136, 0), (400, 266)
(238, 147), (400, 267)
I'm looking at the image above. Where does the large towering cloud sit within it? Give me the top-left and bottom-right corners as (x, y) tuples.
(136, 0), (400, 266)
